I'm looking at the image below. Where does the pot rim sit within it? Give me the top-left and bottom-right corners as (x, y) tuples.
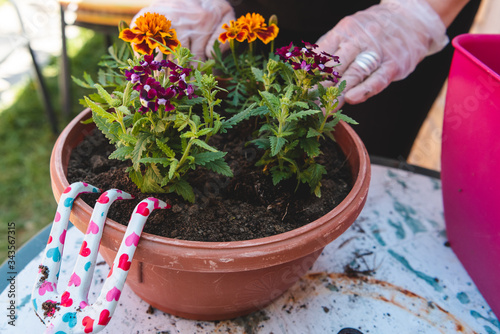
(51, 109), (370, 270)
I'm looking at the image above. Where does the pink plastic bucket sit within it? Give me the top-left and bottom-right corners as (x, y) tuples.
(442, 34), (500, 316)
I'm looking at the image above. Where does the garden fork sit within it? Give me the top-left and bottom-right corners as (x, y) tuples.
(32, 182), (170, 334)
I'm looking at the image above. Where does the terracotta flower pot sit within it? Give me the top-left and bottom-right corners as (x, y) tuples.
(50, 108), (371, 321)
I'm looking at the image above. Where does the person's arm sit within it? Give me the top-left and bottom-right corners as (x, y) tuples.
(316, 0), (473, 105)
(424, 0), (471, 27)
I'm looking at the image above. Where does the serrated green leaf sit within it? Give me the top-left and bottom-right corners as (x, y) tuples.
(128, 168), (144, 190)
(86, 97), (115, 121)
(83, 72), (95, 87)
(181, 131), (197, 138)
(302, 163), (327, 191)
(168, 159), (178, 179)
(307, 128), (323, 138)
(196, 128), (213, 137)
(141, 168), (165, 193)
(336, 112), (358, 125)
(131, 134), (149, 169)
(72, 75), (92, 88)
(203, 158), (233, 177)
(259, 90), (280, 114)
(138, 157), (171, 167)
(108, 146), (133, 160)
(149, 163), (163, 184)
(154, 120), (166, 133)
(192, 151), (227, 165)
(287, 109), (320, 122)
(258, 123), (275, 134)
(92, 112), (118, 143)
(98, 69), (108, 86)
(168, 178), (195, 203)
(250, 138), (270, 150)
(251, 67), (264, 83)
(94, 83), (119, 107)
(132, 116), (149, 135)
(192, 139), (217, 152)
(269, 136), (287, 156)
(119, 133), (138, 145)
(156, 139), (175, 158)
(270, 167), (291, 185)
(338, 80), (346, 93)
(293, 101), (309, 109)
(115, 105), (131, 116)
(300, 138), (321, 158)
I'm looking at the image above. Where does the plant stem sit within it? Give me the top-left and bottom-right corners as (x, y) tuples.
(177, 138), (194, 170)
(230, 40), (239, 72)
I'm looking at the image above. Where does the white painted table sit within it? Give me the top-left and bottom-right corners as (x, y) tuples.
(1, 162), (499, 333)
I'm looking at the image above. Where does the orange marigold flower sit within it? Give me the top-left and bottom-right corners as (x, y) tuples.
(237, 13), (279, 44)
(219, 20), (249, 44)
(119, 12), (180, 55)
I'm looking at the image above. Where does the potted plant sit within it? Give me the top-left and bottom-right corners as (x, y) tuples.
(50, 12), (370, 320)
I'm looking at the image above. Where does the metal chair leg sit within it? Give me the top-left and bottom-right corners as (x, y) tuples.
(28, 43), (59, 134)
(60, 4), (72, 121)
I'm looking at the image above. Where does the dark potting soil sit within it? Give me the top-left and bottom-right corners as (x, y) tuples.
(67, 123), (353, 242)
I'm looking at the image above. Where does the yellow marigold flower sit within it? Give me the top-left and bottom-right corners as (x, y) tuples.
(219, 20), (249, 44)
(119, 12), (180, 55)
(237, 13), (279, 44)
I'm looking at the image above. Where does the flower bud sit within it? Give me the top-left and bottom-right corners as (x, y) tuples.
(118, 20), (129, 33)
(268, 14), (278, 27)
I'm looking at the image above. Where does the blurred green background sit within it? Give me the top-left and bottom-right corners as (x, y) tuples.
(0, 25), (109, 264)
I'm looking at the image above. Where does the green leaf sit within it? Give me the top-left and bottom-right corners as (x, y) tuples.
(300, 138), (321, 158)
(250, 138), (270, 150)
(92, 112), (118, 143)
(132, 116), (149, 135)
(192, 151), (227, 165)
(138, 157), (171, 167)
(83, 72), (95, 87)
(168, 159), (178, 179)
(94, 83), (120, 107)
(72, 75), (92, 88)
(85, 97), (115, 122)
(338, 80), (347, 93)
(108, 146), (133, 160)
(128, 168), (144, 190)
(287, 109), (320, 122)
(303, 163), (327, 191)
(141, 167), (165, 193)
(270, 167), (291, 185)
(269, 136), (287, 156)
(203, 158), (233, 177)
(259, 91), (280, 114)
(251, 67), (265, 83)
(307, 128), (323, 138)
(131, 134), (149, 169)
(168, 178), (195, 203)
(156, 139), (175, 158)
(119, 133), (138, 145)
(196, 128), (213, 137)
(115, 105), (131, 116)
(221, 103), (258, 131)
(293, 101), (309, 109)
(192, 139), (217, 152)
(336, 111), (358, 125)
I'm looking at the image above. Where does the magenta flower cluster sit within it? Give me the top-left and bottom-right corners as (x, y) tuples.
(275, 41), (342, 83)
(125, 55), (197, 114)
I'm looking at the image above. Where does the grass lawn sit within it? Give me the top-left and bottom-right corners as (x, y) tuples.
(0, 30), (108, 264)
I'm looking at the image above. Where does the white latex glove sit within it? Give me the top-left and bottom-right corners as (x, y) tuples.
(316, 0), (448, 105)
(132, 0), (234, 60)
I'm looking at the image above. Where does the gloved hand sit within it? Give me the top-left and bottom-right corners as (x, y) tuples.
(132, 0), (234, 60)
(316, 0), (448, 105)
